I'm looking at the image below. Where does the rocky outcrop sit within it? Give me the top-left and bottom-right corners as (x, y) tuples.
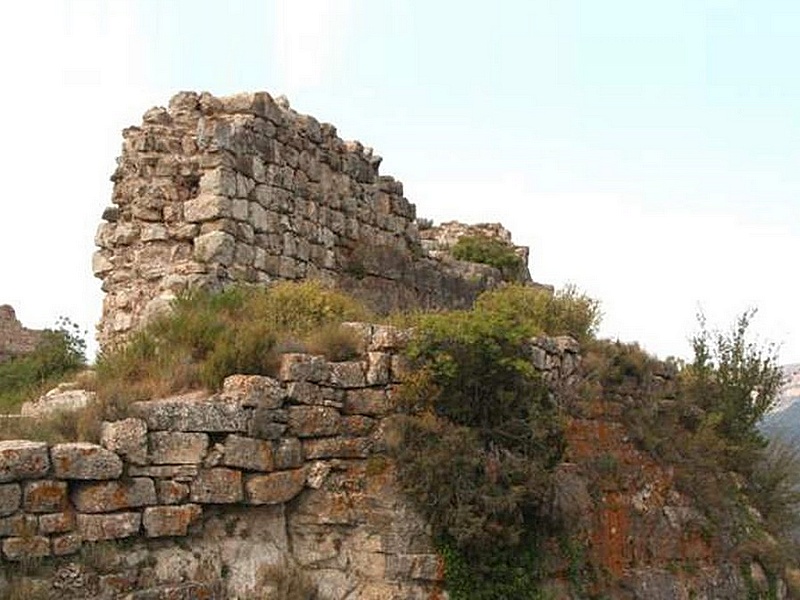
(0, 304), (42, 363)
(93, 91), (532, 350)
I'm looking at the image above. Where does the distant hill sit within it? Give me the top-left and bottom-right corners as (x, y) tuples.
(760, 363), (800, 444)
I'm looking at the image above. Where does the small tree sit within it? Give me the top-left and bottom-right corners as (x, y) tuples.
(684, 309), (783, 470)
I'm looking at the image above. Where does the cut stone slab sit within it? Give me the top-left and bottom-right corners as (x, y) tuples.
(303, 437), (372, 460)
(0, 484), (20, 517)
(2, 535), (50, 560)
(143, 504), (202, 537)
(222, 435), (274, 471)
(222, 374), (285, 408)
(273, 438), (303, 470)
(149, 431), (209, 464)
(328, 361), (367, 388)
(131, 396), (248, 432)
(77, 512), (141, 541)
(245, 469), (305, 505)
(38, 511), (75, 535)
(288, 406), (341, 438)
(101, 418), (148, 465)
(23, 480), (68, 513)
(279, 353), (329, 383)
(189, 468), (243, 504)
(52, 533), (81, 556)
(72, 478), (157, 513)
(20, 386), (94, 418)
(51, 443), (123, 480)
(0, 440), (50, 482)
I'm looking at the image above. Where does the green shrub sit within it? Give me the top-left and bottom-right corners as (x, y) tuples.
(450, 234), (527, 281)
(0, 317), (86, 412)
(474, 284), (601, 342)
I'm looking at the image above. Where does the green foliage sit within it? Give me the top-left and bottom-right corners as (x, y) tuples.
(392, 298), (570, 596)
(451, 234), (527, 281)
(0, 317), (86, 411)
(94, 281), (369, 416)
(474, 284), (601, 342)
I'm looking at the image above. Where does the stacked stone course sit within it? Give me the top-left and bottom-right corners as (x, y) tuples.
(93, 91), (531, 349)
(0, 327), (579, 599)
(0, 304), (43, 363)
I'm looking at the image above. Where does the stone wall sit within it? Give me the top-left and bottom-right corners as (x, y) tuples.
(0, 304), (42, 363)
(0, 326), (579, 599)
(93, 91), (531, 350)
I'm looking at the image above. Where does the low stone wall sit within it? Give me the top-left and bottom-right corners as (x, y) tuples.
(93, 92), (532, 350)
(0, 326), (580, 599)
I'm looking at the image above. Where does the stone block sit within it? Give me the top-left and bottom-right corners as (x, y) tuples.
(143, 504), (202, 537)
(23, 480), (67, 513)
(184, 193), (232, 222)
(222, 435), (274, 471)
(303, 437), (371, 460)
(51, 443), (123, 480)
(52, 533), (82, 556)
(2, 535), (50, 560)
(72, 478), (157, 513)
(77, 512), (141, 541)
(273, 438), (303, 470)
(38, 511), (75, 535)
(0, 514), (37, 537)
(149, 431), (209, 464)
(128, 465), (199, 481)
(341, 416), (376, 437)
(0, 483), (20, 516)
(245, 469), (305, 505)
(156, 480), (189, 504)
(369, 325), (409, 352)
(131, 397), (248, 433)
(193, 230), (236, 265)
(288, 406), (341, 438)
(390, 354), (413, 382)
(279, 353), (329, 383)
(329, 361), (367, 388)
(248, 407), (288, 440)
(0, 440), (50, 482)
(344, 389), (390, 417)
(366, 352), (391, 385)
(222, 374), (285, 408)
(101, 418), (148, 465)
(287, 381), (343, 407)
(190, 468), (243, 503)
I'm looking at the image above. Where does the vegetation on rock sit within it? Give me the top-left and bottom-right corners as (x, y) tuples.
(450, 234), (527, 281)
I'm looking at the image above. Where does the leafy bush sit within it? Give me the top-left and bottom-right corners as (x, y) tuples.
(0, 317), (86, 411)
(451, 234), (527, 281)
(474, 284), (601, 342)
(94, 281), (369, 417)
(391, 301), (567, 596)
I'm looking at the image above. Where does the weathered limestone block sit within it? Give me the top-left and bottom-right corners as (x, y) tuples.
(303, 437), (372, 460)
(77, 512), (141, 541)
(194, 230), (236, 264)
(101, 418), (148, 465)
(367, 352), (391, 385)
(156, 480), (189, 504)
(273, 438), (303, 470)
(345, 389), (391, 417)
(51, 443), (123, 480)
(23, 480), (68, 513)
(0, 484), (20, 517)
(222, 435), (274, 471)
(341, 415), (376, 437)
(52, 533), (82, 556)
(184, 193), (232, 222)
(288, 406), (341, 438)
(128, 464), (199, 481)
(38, 511), (75, 535)
(149, 431), (209, 464)
(190, 468), (243, 503)
(286, 381), (343, 407)
(248, 406), (289, 440)
(279, 353), (329, 383)
(245, 469), (305, 505)
(329, 361), (367, 388)
(131, 397), (248, 432)
(2, 535), (50, 560)
(0, 440), (50, 482)
(72, 478), (157, 513)
(0, 513), (37, 537)
(222, 374), (285, 408)
(369, 325), (410, 352)
(143, 504), (202, 537)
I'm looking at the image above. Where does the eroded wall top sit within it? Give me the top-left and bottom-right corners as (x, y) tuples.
(93, 91), (531, 349)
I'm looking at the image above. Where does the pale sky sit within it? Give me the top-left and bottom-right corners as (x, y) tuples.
(0, 0), (798, 363)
